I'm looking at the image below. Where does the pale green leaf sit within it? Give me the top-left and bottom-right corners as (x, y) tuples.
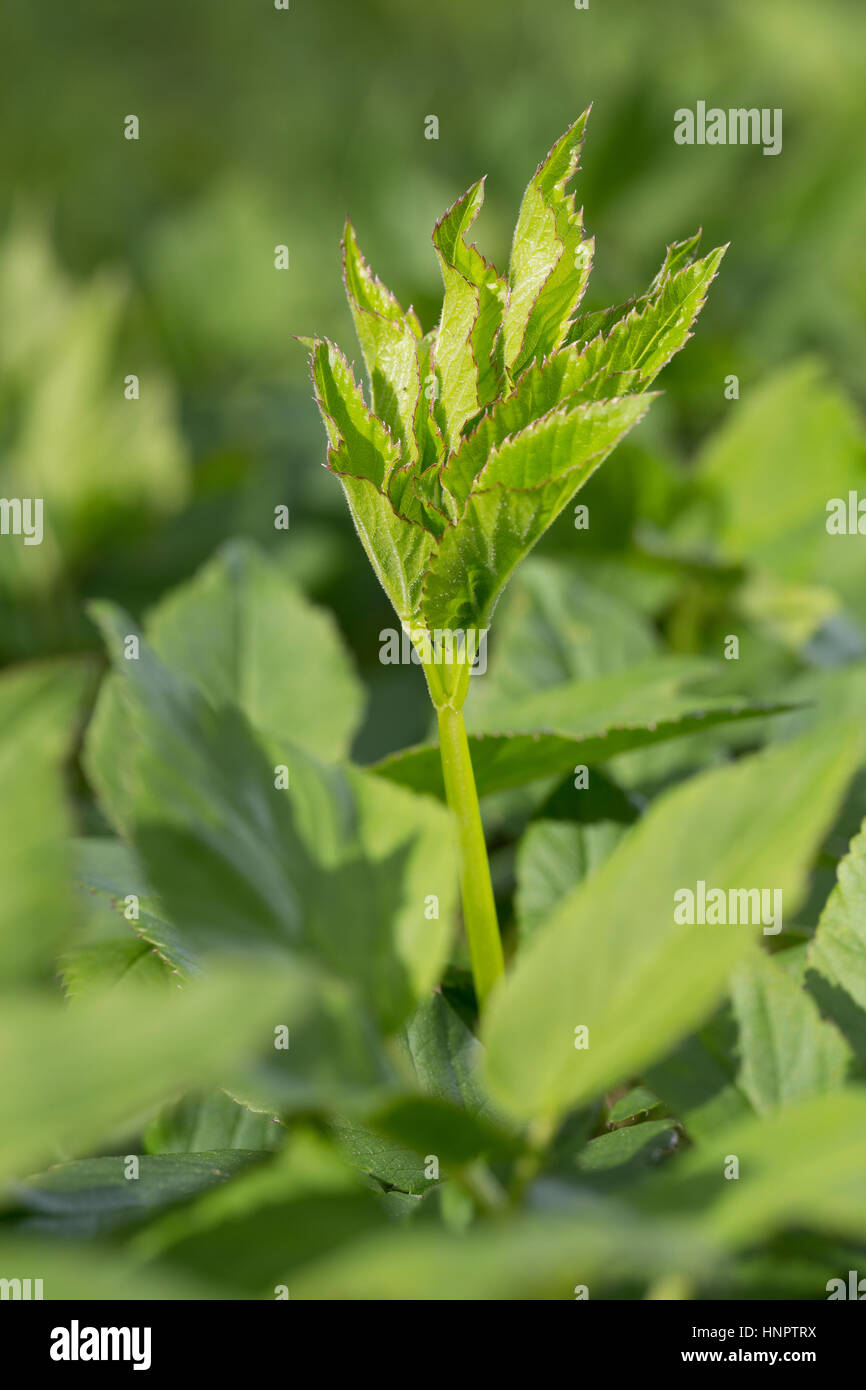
(483, 723), (862, 1121)
(404, 992), (491, 1116)
(731, 950), (852, 1114)
(567, 231), (704, 353)
(310, 336), (398, 482)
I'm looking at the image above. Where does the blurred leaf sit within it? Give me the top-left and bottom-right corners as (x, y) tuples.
(366, 1095), (517, 1168)
(806, 819), (866, 1064)
(288, 1199), (716, 1300)
(7, 1152), (266, 1238)
(59, 934), (171, 999)
(144, 540), (365, 761)
(576, 1120), (680, 1182)
(0, 216), (187, 589)
(731, 951), (851, 1114)
(470, 557), (658, 708)
(403, 993), (491, 1116)
(70, 836), (196, 978)
(134, 1131), (386, 1294)
(659, 1090), (866, 1250)
(532, 767), (639, 825)
(516, 820), (624, 942)
(0, 662), (87, 985)
(330, 1120), (435, 1196)
(697, 359), (866, 620)
(0, 1235), (221, 1299)
(645, 1009), (752, 1143)
(607, 1085), (661, 1124)
(85, 602), (456, 1030)
(145, 1090), (284, 1155)
(0, 963), (313, 1184)
(330, 991), (516, 1193)
(483, 723), (861, 1122)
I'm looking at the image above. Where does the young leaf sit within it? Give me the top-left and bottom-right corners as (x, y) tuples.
(342, 220), (422, 459)
(421, 394), (656, 632)
(307, 112), (723, 661)
(431, 179), (506, 445)
(566, 230), (705, 354)
(501, 111), (594, 376)
(573, 246), (726, 393)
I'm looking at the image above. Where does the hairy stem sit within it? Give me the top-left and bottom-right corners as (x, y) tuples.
(437, 704), (505, 1009)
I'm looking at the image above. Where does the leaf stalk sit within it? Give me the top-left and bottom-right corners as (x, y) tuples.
(436, 703), (505, 1009)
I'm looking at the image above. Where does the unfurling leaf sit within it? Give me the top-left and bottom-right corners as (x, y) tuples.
(307, 111), (724, 706)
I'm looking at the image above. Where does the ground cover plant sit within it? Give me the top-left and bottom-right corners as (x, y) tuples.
(2, 106), (866, 1304)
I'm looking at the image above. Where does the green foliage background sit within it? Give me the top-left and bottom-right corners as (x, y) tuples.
(1, 0), (866, 1301)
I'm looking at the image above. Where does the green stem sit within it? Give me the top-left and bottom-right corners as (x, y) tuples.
(437, 704), (505, 1008)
